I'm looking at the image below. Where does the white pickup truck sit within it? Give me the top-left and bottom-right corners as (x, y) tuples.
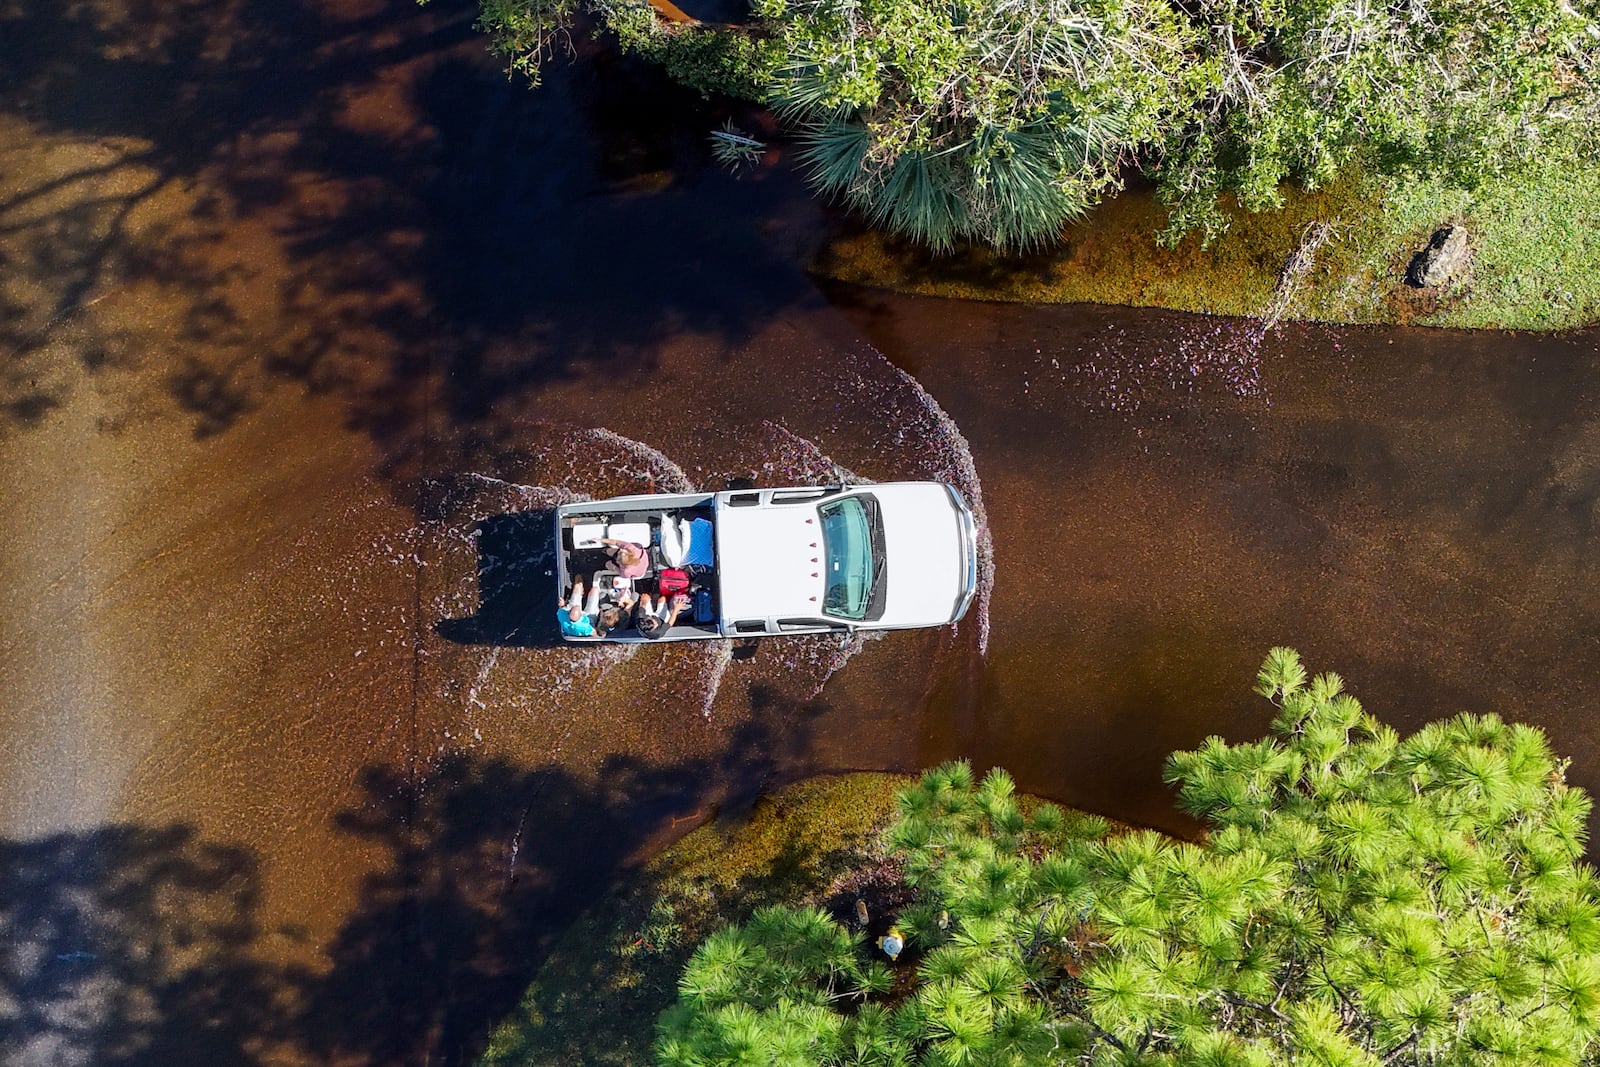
(553, 482), (979, 642)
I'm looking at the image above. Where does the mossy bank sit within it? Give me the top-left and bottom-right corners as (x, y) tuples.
(475, 774), (912, 1067)
(815, 163), (1600, 333)
(475, 773), (1129, 1067)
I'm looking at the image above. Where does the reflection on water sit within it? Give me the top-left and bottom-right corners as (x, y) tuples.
(1066, 316), (1270, 411)
(3, 0), (1600, 1062)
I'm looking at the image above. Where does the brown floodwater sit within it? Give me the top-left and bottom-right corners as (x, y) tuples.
(2, 0), (1598, 1063)
(818, 292), (1600, 834)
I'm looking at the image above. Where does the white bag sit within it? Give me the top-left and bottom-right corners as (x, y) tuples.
(659, 516), (692, 567)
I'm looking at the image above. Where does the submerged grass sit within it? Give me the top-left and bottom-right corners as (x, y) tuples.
(476, 774), (911, 1067)
(815, 162), (1600, 332)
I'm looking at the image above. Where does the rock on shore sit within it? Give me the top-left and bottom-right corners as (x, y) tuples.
(1407, 225), (1472, 288)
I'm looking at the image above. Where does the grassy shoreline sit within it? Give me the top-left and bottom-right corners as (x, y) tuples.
(813, 163), (1600, 333)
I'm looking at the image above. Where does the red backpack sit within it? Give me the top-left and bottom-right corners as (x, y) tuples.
(658, 568), (691, 597)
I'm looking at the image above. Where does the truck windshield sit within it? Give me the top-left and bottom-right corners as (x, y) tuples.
(819, 495), (880, 620)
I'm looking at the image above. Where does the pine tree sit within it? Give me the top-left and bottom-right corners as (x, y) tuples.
(656, 650), (1600, 1067)
(1133, 648), (1600, 1066)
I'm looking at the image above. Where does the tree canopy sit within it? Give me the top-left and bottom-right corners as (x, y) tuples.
(655, 648), (1600, 1066)
(757, 0), (1199, 251)
(1154, 0), (1600, 238)
(472, 0), (1600, 248)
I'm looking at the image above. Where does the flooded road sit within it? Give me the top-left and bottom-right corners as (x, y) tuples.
(820, 293), (1600, 832)
(2, 0), (1598, 1063)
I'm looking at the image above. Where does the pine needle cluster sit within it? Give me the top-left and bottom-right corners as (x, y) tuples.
(1146, 646), (1600, 1066)
(655, 649), (1600, 1066)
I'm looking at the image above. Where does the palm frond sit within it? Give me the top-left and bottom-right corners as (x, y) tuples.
(797, 119), (873, 197)
(865, 149), (968, 254)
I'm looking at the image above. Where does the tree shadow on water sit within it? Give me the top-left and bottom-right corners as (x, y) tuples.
(2, 710), (819, 1065)
(0, 0), (477, 439)
(1, 0), (824, 473)
(0, 825), (286, 1066)
(301, 719), (818, 1065)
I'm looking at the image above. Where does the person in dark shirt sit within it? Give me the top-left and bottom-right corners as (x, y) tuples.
(635, 592), (690, 639)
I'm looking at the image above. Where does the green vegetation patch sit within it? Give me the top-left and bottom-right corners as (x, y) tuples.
(816, 161), (1600, 332)
(470, 0), (1597, 322)
(657, 649), (1600, 1067)
(476, 773), (913, 1067)
(472, 0), (1599, 259)
(1360, 161), (1600, 331)
(477, 773), (1134, 1066)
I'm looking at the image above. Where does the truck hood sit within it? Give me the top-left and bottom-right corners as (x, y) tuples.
(715, 483), (972, 630)
(872, 483), (968, 627)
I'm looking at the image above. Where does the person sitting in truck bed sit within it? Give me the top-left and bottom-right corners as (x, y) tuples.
(635, 592), (690, 639)
(557, 579), (602, 638)
(559, 577), (628, 638)
(598, 537), (651, 579)
(606, 584), (637, 631)
(608, 584), (637, 615)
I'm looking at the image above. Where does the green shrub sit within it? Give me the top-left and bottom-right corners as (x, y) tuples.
(658, 651), (1600, 1066)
